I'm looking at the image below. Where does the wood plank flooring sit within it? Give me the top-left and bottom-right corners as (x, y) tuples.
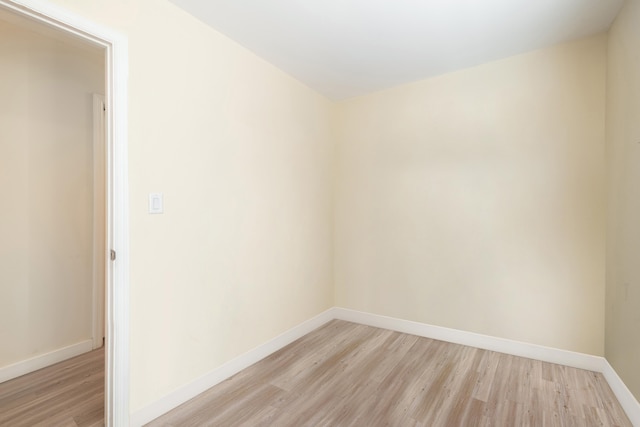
(148, 320), (631, 427)
(0, 348), (104, 427)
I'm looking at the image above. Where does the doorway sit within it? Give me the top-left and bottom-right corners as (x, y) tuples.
(0, 1), (129, 425)
(0, 6), (105, 364)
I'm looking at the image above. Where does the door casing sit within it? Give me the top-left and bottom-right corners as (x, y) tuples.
(92, 93), (106, 351)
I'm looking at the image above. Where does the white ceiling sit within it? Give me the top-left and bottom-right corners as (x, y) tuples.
(169, 0), (624, 100)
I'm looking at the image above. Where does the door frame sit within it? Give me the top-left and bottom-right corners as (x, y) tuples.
(92, 93), (106, 350)
(0, 1), (131, 425)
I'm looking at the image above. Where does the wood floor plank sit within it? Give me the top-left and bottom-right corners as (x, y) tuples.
(0, 348), (104, 427)
(147, 320), (632, 427)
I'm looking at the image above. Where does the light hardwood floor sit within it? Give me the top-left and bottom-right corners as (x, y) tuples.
(0, 348), (104, 427)
(148, 320), (631, 427)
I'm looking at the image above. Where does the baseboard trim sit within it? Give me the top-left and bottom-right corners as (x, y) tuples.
(332, 308), (605, 372)
(333, 308), (640, 424)
(130, 307), (640, 426)
(0, 340), (93, 384)
(602, 360), (640, 426)
(130, 308), (336, 427)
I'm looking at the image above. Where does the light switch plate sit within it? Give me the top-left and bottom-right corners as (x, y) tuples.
(149, 193), (163, 214)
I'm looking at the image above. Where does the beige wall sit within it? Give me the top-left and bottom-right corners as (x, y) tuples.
(14, 0), (630, 415)
(38, 0), (335, 412)
(335, 36), (607, 356)
(0, 21), (104, 367)
(606, 0), (640, 401)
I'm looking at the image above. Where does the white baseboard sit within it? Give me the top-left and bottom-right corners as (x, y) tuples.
(332, 308), (605, 372)
(333, 308), (640, 425)
(130, 307), (640, 427)
(0, 340), (93, 384)
(130, 308), (336, 427)
(602, 360), (640, 426)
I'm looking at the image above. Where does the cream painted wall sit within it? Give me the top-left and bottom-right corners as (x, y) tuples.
(0, 21), (104, 366)
(335, 36), (607, 356)
(606, 0), (640, 401)
(36, 0), (335, 412)
(13, 0), (623, 416)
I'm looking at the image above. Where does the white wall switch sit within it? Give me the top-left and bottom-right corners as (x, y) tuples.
(149, 193), (163, 214)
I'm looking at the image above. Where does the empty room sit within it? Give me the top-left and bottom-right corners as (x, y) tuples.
(0, 0), (639, 426)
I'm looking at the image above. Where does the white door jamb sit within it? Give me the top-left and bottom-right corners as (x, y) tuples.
(92, 93), (106, 350)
